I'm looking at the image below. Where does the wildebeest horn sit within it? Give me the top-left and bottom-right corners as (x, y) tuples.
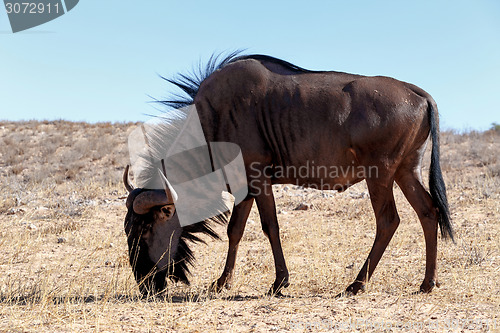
(123, 165), (134, 193)
(158, 169), (178, 203)
(131, 170), (177, 215)
(133, 190), (171, 215)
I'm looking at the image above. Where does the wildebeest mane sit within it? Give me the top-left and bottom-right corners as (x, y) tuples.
(159, 51), (323, 110)
(158, 50), (244, 109)
(171, 212), (229, 284)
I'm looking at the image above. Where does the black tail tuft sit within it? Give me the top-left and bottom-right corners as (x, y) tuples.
(428, 101), (455, 242)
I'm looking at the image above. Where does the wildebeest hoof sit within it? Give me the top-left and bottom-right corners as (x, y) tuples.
(267, 286), (290, 298)
(267, 288), (287, 298)
(267, 278), (290, 296)
(336, 282), (366, 298)
(419, 279), (440, 293)
(209, 280), (224, 293)
(335, 291), (351, 299)
(209, 277), (233, 293)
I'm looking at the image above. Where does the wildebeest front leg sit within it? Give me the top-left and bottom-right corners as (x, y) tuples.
(342, 178), (400, 296)
(255, 181), (290, 295)
(212, 197), (254, 292)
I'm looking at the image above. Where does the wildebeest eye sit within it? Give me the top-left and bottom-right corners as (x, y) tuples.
(161, 205), (175, 219)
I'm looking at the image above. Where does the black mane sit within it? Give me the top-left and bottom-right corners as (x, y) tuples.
(235, 54), (320, 74)
(158, 51), (243, 109)
(159, 52), (320, 110)
(169, 212), (229, 284)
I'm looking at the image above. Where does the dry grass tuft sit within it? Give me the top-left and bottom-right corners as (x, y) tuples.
(0, 122), (499, 332)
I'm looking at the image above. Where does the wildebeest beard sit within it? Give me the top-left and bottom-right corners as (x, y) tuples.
(124, 195), (229, 295)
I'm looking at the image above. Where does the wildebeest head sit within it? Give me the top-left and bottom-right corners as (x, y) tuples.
(123, 165), (227, 296)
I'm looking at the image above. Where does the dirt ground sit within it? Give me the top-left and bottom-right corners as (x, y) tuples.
(0, 121), (499, 332)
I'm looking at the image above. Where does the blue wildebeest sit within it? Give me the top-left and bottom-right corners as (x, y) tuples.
(123, 53), (453, 297)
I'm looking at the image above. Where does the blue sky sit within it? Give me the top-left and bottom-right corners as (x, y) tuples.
(1, 0), (499, 130)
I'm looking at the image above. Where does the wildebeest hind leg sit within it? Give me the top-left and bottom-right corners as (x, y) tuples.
(342, 177), (400, 296)
(396, 170), (439, 293)
(211, 197), (254, 292)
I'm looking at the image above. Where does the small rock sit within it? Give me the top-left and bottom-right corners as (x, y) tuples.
(7, 208), (25, 215)
(283, 186), (290, 192)
(277, 209), (288, 215)
(109, 242), (115, 248)
(57, 237), (66, 244)
(294, 203), (312, 211)
(26, 223), (37, 231)
(247, 219), (256, 225)
(349, 191), (369, 199)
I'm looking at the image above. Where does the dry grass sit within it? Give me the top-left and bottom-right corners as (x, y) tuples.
(0, 121), (499, 332)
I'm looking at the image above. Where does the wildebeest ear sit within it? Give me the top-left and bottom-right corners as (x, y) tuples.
(161, 204), (176, 220)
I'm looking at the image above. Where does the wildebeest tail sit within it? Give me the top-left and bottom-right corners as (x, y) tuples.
(428, 101), (454, 242)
